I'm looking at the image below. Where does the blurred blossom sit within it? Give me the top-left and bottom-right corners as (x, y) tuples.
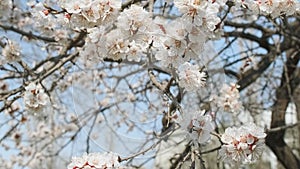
(214, 83), (243, 113)
(24, 82), (49, 114)
(180, 110), (215, 145)
(1, 40), (21, 64)
(0, 0), (12, 19)
(232, 0), (299, 18)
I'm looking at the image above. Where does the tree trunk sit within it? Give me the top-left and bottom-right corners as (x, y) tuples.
(266, 46), (300, 168)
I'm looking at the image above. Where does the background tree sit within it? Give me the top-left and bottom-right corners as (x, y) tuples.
(0, 0), (299, 169)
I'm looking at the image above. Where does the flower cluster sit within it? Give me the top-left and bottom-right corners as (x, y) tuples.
(153, 0), (224, 69)
(24, 82), (49, 113)
(218, 123), (267, 165)
(116, 5), (152, 36)
(214, 83), (243, 113)
(77, 1), (216, 92)
(154, 18), (191, 67)
(61, 0), (121, 27)
(234, 0), (300, 18)
(67, 152), (122, 169)
(178, 62), (207, 91)
(81, 4), (151, 62)
(181, 110), (215, 145)
(174, 0), (226, 31)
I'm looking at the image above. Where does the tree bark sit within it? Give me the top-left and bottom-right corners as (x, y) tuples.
(266, 84), (300, 169)
(292, 70), (300, 159)
(266, 47), (300, 169)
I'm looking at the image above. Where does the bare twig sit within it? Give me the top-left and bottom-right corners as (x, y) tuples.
(267, 122), (300, 133)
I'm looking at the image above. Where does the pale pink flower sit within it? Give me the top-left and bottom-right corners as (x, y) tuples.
(67, 152), (121, 169)
(214, 83), (243, 113)
(178, 62), (206, 91)
(219, 123), (266, 165)
(181, 110), (215, 145)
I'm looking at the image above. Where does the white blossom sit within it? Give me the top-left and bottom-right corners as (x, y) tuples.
(189, 30), (208, 56)
(126, 40), (147, 62)
(102, 29), (130, 61)
(174, 0), (222, 31)
(1, 40), (21, 64)
(203, 2), (221, 31)
(63, 0), (91, 14)
(154, 19), (191, 68)
(87, 26), (106, 43)
(117, 4), (152, 36)
(174, 0), (206, 26)
(180, 110), (215, 145)
(178, 62), (206, 91)
(24, 82), (49, 113)
(214, 83), (243, 113)
(218, 123), (267, 165)
(67, 152), (122, 169)
(233, 0), (299, 18)
(61, 0), (121, 27)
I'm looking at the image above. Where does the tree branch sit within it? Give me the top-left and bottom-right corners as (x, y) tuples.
(0, 24), (57, 42)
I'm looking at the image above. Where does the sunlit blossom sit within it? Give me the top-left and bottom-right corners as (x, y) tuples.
(218, 123), (267, 165)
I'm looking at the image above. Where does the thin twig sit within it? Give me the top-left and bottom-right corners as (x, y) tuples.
(267, 122), (300, 133)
